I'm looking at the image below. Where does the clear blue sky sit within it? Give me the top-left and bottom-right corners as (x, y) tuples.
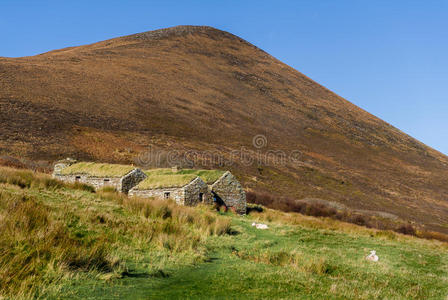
(1, 0), (447, 154)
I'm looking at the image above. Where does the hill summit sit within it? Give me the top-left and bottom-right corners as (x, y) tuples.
(0, 25), (447, 233)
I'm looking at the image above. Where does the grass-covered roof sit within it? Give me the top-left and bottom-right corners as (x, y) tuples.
(59, 162), (135, 177)
(135, 174), (197, 190)
(144, 168), (226, 184)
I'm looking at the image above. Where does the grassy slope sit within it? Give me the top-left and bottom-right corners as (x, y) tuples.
(72, 218), (448, 300)
(1, 25), (448, 233)
(0, 167), (231, 299)
(0, 167), (447, 299)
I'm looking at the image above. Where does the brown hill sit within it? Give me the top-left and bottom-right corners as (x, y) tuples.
(1, 25), (447, 233)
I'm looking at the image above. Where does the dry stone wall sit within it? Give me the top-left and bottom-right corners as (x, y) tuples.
(120, 169), (147, 193)
(184, 177), (209, 206)
(129, 187), (185, 205)
(211, 171), (246, 214)
(53, 174), (122, 191)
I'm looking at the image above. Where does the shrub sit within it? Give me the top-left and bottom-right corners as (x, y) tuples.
(395, 224), (416, 236)
(416, 230), (448, 242)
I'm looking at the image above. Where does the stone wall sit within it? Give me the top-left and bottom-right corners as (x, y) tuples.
(129, 177), (209, 207)
(129, 187), (185, 205)
(53, 174), (122, 191)
(211, 171), (246, 214)
(184, 177), (209, 206)
(120, 169), (147, 194)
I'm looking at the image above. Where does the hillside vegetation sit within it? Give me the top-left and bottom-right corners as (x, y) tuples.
(0, 26), (447, 234)
(0, 166), (447, 299)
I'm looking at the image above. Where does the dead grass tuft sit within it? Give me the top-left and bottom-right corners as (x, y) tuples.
(233, 248), (335, 275)
(0, 191), (116, 298)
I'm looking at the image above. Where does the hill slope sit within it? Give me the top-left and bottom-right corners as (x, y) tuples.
(1, 166), (447, 298)
(1, 25), (448, 232)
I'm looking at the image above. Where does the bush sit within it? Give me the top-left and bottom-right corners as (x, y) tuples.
(416, 230), (448, 242)
(395, 224), (416, 236)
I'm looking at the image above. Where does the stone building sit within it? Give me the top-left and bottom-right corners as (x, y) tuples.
(53, 161), (147, 194)
(210, 171), (246, 215)
(130, 168), (246, 214)
(128, 174), (209, 206)
(52, 161), (246, 214)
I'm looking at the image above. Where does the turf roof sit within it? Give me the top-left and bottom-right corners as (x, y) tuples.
(135, 174), (198, 189)
(144, 168), (225, 184)
(59, 162), (135, 177)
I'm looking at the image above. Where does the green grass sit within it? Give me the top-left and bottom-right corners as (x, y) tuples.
(59, 162), (135, 177)
(0, 167), (447, 299)
(145, 168), (226, 184)
(135, 174), (197, 189)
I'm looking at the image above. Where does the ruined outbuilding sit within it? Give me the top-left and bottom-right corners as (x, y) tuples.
(53, 161), (146, 193)
(210, 171), (246, 214)
(131, 168), (247, 214)
(129, 174), (209, 206)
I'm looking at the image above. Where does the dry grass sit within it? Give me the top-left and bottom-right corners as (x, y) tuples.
(232, 248), (334, 275)
(123, 197), (231, 238)
(0, 166), (233, 298)
(59, 162), (135, 177)
(0, 166), (94, 192)
(0, 191), (117, 298)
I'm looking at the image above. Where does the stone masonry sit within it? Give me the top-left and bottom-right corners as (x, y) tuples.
(129, 177), (209, 206)
(210, 171), (246, 214)
(53, 168), (147, 194)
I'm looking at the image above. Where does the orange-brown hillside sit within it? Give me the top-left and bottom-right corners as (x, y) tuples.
(1, 26), (447, 233)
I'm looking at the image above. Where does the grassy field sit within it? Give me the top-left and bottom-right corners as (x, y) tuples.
(0, 167), (447, 299)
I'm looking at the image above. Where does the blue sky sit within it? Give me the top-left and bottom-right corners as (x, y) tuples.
(1, 0), (447, 154)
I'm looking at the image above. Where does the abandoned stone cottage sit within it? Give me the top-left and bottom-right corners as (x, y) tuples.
(209, 171), (246, 215)
(129, 168), (247, 214)
(53, 161), (147, 193)
(128, 174), (209, 206)
(53, 161), (246, 214)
